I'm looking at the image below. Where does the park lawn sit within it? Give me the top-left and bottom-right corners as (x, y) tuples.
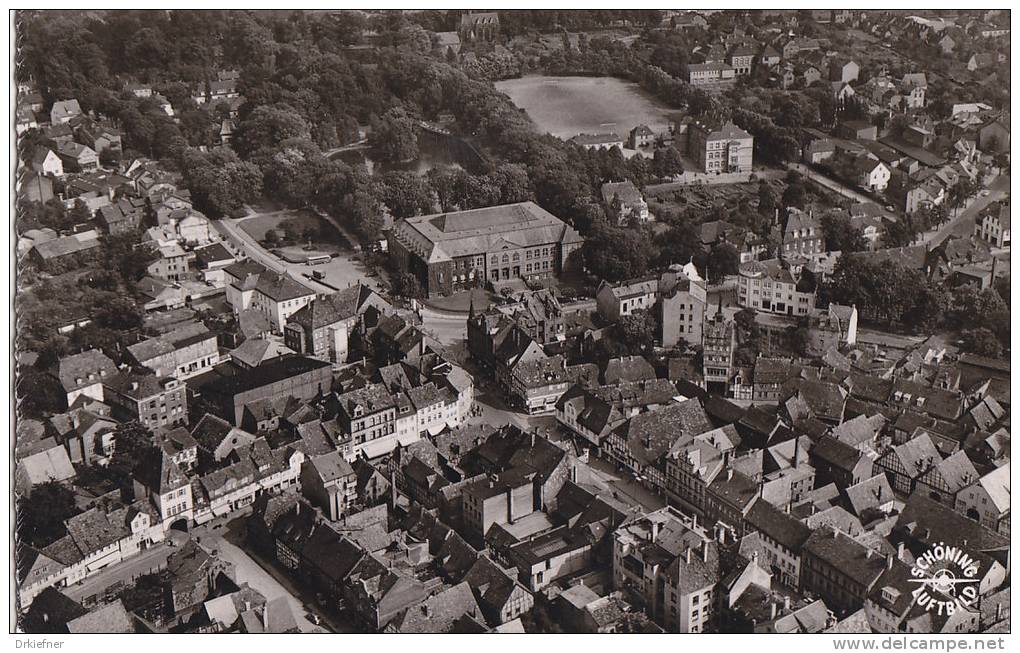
(240, 210), (349, 249)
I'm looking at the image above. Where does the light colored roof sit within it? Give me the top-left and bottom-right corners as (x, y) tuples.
(698, 121), (752, 141)
(231, 338), (293, 368)
(309, 451), (355, 483)
(844, 474), (895, 516)
(19, 446), (76, 486)
(67, 600), (134, 633)
(392, 201), (582, 264)
(978, 462), (1010, 513)
(932, 450), (979, 493)
(51, 99), (82, 119)
(204, 593), (240, 628)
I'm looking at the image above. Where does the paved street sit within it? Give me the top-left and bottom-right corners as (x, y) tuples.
(204, 519), (345, 633)
(922, 174), (1009, 246)
(419, 305), (469, 345)
(467, 377), (559, 433)
(787, 162), (892, 213)
(215, 210), (388, 297)
(215, 216), (335, 295)
(63, 543), (173, 604)
(584, 455), (667, 512)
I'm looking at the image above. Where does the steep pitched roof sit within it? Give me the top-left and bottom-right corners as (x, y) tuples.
(612, 399), (712, 467)
(56, 349), (117, 393)
(845, 474), (895, 516)
(133, 446), (189, 494)
(287, 284), (380, 331)
(804, 526), (886, 587)
(745, 499), (812, 551)
(254, 273), (315, 303)
(66, 600), (134, 633)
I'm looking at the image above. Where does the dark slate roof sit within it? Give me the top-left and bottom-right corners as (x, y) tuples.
(288, 284), (378, 331)
(612, 399), (712, 467)
(804, 526), (887, 587)
(56, 349), (117, 392)
(390, 582), (481, 634)
(811, 435), (862, 472)
(708, 470), (759, 510)
(254, 273), (315, 302)
(745, 499), (812, 551)
(204, 356), (330, 396)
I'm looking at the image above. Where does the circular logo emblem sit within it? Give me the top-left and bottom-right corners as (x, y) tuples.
(908, 542), (981, 615)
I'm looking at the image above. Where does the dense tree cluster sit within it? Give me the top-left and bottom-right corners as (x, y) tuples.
(820, 210), (868, 253)
(824, 252), (1009, 355)
(16, 481), (80, 549)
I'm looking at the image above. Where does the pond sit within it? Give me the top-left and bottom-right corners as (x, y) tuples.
(331, 130), (485, 176)
(495, 75), (679, 146)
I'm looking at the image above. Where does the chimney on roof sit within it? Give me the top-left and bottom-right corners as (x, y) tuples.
(886, 553), (894, 570)
(897, 541), (905, 561)
(651, 520), (660, 541)
(390, 469), (398, 509)
(530, 431), (536, 448)
(727, 468), (734, 481)
(770, 602), (777, 620)
(685, 547), (692, 564)
(996, 603), (1003, 622)
(783, 596), (791, 611)
(506, 486), (515, 525)
(702, 540), (709, 562)
(866, 548), (874, 559)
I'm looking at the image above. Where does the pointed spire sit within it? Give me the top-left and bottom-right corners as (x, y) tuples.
(468, 293), (475, 319)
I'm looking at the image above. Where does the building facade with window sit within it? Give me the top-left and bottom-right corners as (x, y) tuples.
(737, 259), (816, 316)
(388, 202), (584, 298)
(612, 507), (719, 633)
(104, 372), (189, 431)
(688, 122), (754, 173)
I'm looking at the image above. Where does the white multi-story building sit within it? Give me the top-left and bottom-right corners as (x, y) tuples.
(613, 507), (719, 633)
(737, 259), (816, 316)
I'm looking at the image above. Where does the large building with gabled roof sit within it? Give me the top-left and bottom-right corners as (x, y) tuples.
(388, 201), (583, 297)
(283, 283), (389, 364)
